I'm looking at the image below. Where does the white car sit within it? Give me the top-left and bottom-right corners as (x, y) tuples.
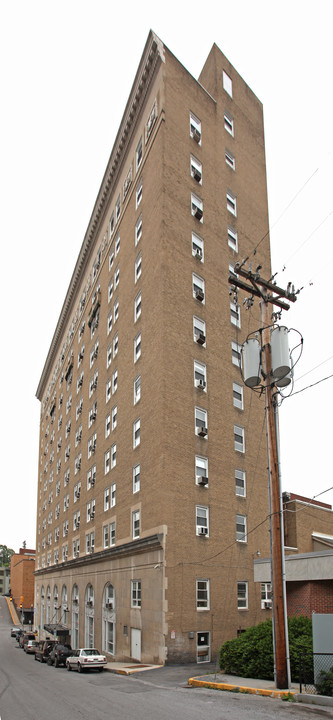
(66, 648), (107, 673)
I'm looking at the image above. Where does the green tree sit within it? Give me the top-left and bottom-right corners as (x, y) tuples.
(0, 545), (15, 566)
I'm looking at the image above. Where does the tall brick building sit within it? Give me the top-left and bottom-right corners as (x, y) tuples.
(35, 31), (272, 663)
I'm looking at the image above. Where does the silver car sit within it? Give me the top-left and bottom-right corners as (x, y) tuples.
(24, 640), (39, 654)
(66, 648), (107, 673)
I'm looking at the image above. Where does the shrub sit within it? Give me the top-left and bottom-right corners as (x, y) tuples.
(219, 615), (312, 682)
(315, 667), (333, 696)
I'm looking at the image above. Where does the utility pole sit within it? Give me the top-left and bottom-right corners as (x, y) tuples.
(229, 263), (297, 690)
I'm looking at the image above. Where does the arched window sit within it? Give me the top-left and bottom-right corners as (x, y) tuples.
(102, 583), (115, 656)
(72, 585), (79, 649)
(46, 586), (51, 624)
(53, 585), (59, 623)
(61, 585), (68, 625)
(40, 586), (45, 631)
(85, 584), (94, 648)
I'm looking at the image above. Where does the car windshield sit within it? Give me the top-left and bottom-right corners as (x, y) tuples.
(81, 649), (100, 656)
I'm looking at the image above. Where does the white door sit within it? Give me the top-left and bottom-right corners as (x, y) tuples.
(131, 628), (141, 661)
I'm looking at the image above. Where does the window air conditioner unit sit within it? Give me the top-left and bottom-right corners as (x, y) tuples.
(192, 128), (201, 143)
(76, 519), (80, 527)
(198, 476), (208, 486)
(106, 601), (113, 609)
(196, 379), (206, 389)
(195, 248), (202, 259)
(91, 477), (95, 486)
(91, 512), (95, 520)
(195, 288), (204, 302)
(92, 412), (96, 421)
(65, 529), (68, 536)
(193, 206), (203, 220)
(76, 489), (81, 498)
(192, 168), (202, 182)
(263, 600), (272, 610)
(198, 426), (208, 437)
(73, 597), (78, 603)
(198, 526), (208, 535)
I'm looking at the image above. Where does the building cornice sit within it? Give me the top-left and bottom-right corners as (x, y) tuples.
(36, 31), (165, 402)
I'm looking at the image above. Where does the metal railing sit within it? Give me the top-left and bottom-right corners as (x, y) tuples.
(299, 652), (333, 695)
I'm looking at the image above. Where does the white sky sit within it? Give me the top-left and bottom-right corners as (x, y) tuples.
(1, 0), (332, 552)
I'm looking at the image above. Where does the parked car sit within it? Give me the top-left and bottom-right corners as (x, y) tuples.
(19, 632), (36, 648)
(47, 643), (72, 668)
(34, 639), (57, 663)
(10, 626), (21, 637)
(24, 639), (39, 654)
(66, 648), (107, 673)
(15, 629), (25, 642)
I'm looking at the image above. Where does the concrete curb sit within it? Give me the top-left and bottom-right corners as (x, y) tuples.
(188, 677), (295, 699)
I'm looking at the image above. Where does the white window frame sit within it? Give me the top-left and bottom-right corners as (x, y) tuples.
(225, 148), (235, 170)
(105, 450), (110, 475)
(236, 514), (247, 543)
(107, 310), (113, 336)
(135, 251), (142, 282)
(133, 418), (140, 448)
(133, 464), (140, 494)
(113, 298), (119, 323)
(111, 444), (116, 469)
(235, 469), (246, 497)
(193, 316), (206, 346)
(230, 301), (241, 328)
(195, 407), (208, 438)
(134, 333), (141, 363)
(108, 279), (113, 303)
(111, 405), (117, 431)
(196, 505), (209, 537)
(109, 250), (114, 271)
(134, 375), (141, 405)
(136, 137), (143, 171)
(131, 579), (141, 608)
(227, 190), (237, 216)
(261, 582), (272, 609)
(194, 360), (207, 391)
(190, 112), (201, 144)
(234, 425), (245, 453)
(237, 581), (248, 609)
(191, 192), (203, 222)
(136, 177), (143, 208)
(104, 487), (110, 511)
(106, 379), (111, 403)
(190, 155), (202, 184)
(134, 292), (142, 322)
(223, 70), (233, 97)
(228, 225), (238, 252)
(232, 340), (242, 367)
(233, 382), (244, 410)
(135, 214), (142, 245)
(224, 110), (234, 136)
(112, 369), (118, 394)
(107, 344), (112, 369)
(195, 455), (208, 486)
(113, 332), (118, 358)
(115, 234), (120, 256)
(192, 232), (204, 261)
(196, 579), (210, 610)
(132, 510), (140, 539)
(192, 273), (205, 303)
(110, 482), (116, 507)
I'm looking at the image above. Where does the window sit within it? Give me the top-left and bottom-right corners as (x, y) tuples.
(225, 148), (235, 169)
(109, 212), (114, 238)
(111, 405), (117, 430)
(234, 425), (245, 453)
(113, 332), (118, 358)
(195, 455), (208, 486)
(191, 193), (203, 222)
(107, 344), (112, 369)
(88, 401), (97, 428)
(134, 375), (141, 404)
(190, 155), (202, 184)
(136, 137), (143, 171)
(195, 407), (208, 438)
(230, 301), (241, 328)
(107, 310), (113, 336)
(193, 316), (206, 346)
(109, 250), (114, 271)
(196, 579), (210, 610)
(87, 433), (96, 459)
(194, 360), (206, 390)
(228, 225), (238, 252)
(135, 214), (142, 245)
(106, 379), (111, 403)
(227, 190), (237, 216)
(114, 264), (119, 288)
(132, 510), (140, 539)
(134, 292), (142, 322)
(112, 369), (118, 393)
(111, 444), (116, 469)
(233, 382), (244, 410)
(110, 482), (116, 507)
(110, 521), (116, 547)
(104, 487), (110, 511)
(133, 464), (140, 493)
(261, 582), (272, 609)
(190, 112), (201, 144)
(133, 418), (140, 448)
(223, 70), (233, 97)
(237, 581), (248, 609)
(192, 232), (204, 261)
(196, 505), (209, 536)
(236, 514), (247, 542)
(224, 110), (234, 136)
(135, 251), (142, 282)
(105, 450), (110, 475)
(136, 177), (143, 207)
(192, 273), (205, 303)
(113, 298), (119, 323)
(131, 579), (141, 608)
(115, 195), (120, 222)
(235, 469), (246, 497)
(108, 279), (113, 303)
(115, 234), (120, 256)
(134, 333), (141, 363)
(105, 413), (111, 438)
(232, 340), (242, 367)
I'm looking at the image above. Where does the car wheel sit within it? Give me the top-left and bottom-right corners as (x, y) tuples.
(47, 657), (53, 666)
(78, 663), (83, 673)
(67, 662), (71, 671)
